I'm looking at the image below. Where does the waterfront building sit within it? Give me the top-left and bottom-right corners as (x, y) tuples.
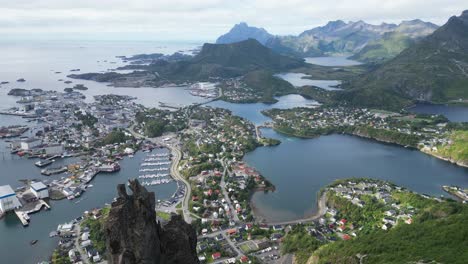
(30, 182), (49, 199)
(20, 138), (41, 150)
(0, 185), (22, 213)
(43, 144), (64, 155)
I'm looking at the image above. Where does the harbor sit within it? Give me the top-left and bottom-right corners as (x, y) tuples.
(137, 152), (174, 187)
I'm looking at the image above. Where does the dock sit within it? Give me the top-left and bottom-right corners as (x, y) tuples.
(158, 102), (182, 110)
(14, 200), (51, 226)
(0, 111), (38, 118)
(442, 185), (468, 201)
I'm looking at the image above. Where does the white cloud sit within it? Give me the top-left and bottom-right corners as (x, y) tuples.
(0, 0), (466, 41)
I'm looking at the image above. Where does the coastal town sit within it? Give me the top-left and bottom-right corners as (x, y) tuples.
(0, 87), (467, 264)
(0, 87), (280, 263)
(263, 106), (468, 167)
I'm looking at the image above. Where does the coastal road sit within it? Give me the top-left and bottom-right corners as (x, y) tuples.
(74, 224), (90, 264)
(265, 192), (328, 226)
(166, 144), (193, 224)
(128, 124), (192, 224)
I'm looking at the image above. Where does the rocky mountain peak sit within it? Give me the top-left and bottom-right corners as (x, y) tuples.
(216, 22), (273, 45)
(105, 179), (199, 264)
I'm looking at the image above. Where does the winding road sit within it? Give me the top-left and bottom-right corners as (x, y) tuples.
(128, 124), (192, 224)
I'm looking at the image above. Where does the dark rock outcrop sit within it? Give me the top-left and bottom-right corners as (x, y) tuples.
(105, 179), (199, 264)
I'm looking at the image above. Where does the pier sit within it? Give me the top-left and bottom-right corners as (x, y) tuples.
(14, 200), (51, 226)
(0, 111), (38, 118)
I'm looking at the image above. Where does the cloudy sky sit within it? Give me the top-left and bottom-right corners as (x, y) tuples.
(2, 0), (466, 41)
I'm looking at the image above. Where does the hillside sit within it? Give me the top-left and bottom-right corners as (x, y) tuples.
(217, 19), (437, 58)
(216, 22), (273, 45)
(70, 39), (305, 83)
(340, 10), (468, 109)
(265, 20), (398, 57)
(283, 179), (468, 264)
(351, 20), (438, 63)
(312, 194), (468, 264)
(192, 39), (304, 72)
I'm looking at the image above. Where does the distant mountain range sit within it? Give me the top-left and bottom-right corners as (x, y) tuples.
(216, 20), (438, 61)
(338, 10), (468, 109)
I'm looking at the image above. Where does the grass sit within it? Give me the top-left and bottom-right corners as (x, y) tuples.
(157, 211), (172, 221)
(437, 130), (468, 164)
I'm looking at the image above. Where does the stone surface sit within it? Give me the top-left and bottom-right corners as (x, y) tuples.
(105, 179), (199, 264)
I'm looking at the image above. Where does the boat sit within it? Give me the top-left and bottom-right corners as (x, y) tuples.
(98, 163), (121, 173)
(35, 159), (53, 167)
(30, 240), (38, 245)
(41, 166), (67, 176)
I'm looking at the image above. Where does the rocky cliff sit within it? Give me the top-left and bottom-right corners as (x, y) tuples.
(105, 179), (199, 264)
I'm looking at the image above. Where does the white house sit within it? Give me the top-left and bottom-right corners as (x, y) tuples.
(30, 182), (49, 199)
(20, 138), (41, 150)
(0, 185), (22, 213)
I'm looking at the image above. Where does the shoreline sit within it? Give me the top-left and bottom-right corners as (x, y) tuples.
(272, 126), (468, 169)
(250, 191), (328, 226)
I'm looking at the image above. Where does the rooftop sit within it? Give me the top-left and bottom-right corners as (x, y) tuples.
(31, 182), (47, 192)
(0, 185), (15, 199)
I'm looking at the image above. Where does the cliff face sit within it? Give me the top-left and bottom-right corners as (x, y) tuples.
(105, 180), (199, 264)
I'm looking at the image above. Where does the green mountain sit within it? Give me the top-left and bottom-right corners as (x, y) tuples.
(70, 39), (305, 82)
(350, 20), (438, 63)
(191, 39), (304, 72)
(265, 20), (397, 57)
(339, 11), (468, 109)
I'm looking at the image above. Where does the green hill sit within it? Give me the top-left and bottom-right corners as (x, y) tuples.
(339, 10), (468, 110)
(192, 39), (305, 72)
(350, 20), (438, 64)
(70, 39), (304, 83)
(350, 32), (416, 64)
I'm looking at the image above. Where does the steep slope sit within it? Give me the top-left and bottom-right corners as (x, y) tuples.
(342, 10), (468, 109)
(216, 22), (273, 45)
(351, 20), (439, 63)
(193, 38), (304, 71)
(105, 179), (199, 264)
(269, 20), (397, 56)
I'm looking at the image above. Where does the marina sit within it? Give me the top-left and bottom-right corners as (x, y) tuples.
(137, 152), (174, 187)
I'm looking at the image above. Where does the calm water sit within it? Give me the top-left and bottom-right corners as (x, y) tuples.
(245, 130), (468, 222)
(207, 94), (319, 125)
(275, 72), (342, 90)
(209, 97), (468, 222)
(1, 41), (468, 262)
(0, 40), (206, 109)
(0, 147), (177, 263)
(409, 104), (468, 122)
(305, 56), (362, 66)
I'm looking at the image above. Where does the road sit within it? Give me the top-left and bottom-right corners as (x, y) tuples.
(166, 144), (193, 224)
(128, 124), (192, 224)
(202, 227), (244, 261)
(73, 224), (90, 264)
(265, 192), (328, 226)
(219, 159), (240, 223)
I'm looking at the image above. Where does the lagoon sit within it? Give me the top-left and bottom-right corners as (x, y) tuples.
(305, 56), (362, 66)
(275, 72), (342, 90)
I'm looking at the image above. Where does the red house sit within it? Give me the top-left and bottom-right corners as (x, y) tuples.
(212, 252), (221, 260)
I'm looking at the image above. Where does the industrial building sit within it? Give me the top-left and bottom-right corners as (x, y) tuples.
(0, 185), (22, 213)
(30, 182), (49, 199)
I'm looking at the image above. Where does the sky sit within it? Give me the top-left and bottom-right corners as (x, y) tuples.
(1, 0), (466, 41)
